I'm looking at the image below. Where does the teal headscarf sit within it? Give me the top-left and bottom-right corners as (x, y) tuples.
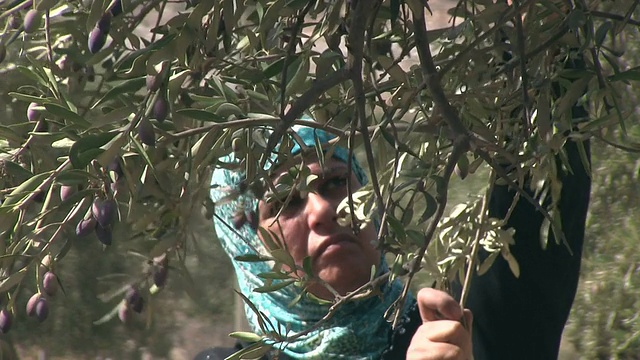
(210, 126), (415, 359)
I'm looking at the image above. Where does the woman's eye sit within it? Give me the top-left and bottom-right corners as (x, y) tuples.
(320, 175), (348, 195)
(263, 192), (304, 218)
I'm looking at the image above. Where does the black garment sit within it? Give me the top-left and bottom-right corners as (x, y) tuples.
(193, 302), (423, 360)
(451, 138), (591, 360)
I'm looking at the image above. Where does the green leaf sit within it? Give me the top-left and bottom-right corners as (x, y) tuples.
(44, 103), (91, 127)
(8, 92), (48, 104)
(69, 131), (119, 169)
(418, 192), (437, 224)
(285, 57), (310, 96)
(176, 108), (225, 122)
(406, 229), (425, 247)
(229, 331), (264, 343)
(269, 249), (296, 270)
(609, 67), (640, 82)
(595, 21), (612, 48)
(263, 57), (288, 79)
(257, 271), (291, 280)
(2, 160), (34, 181)
(302, 256), (313, 277)
(503, 252), (520, 278)
(93, 77), (146, 108)
(386, 215), (406, 242)
(477, 251), (500, 276)
(234, 254), (271, 262)
(55, 170), (96, 185)
(226, 342), (272, 360)
(0, 172), (51, 210)
(253, 278), (295, 293)
(0, 125), (23, 143)
(93, 301), (122, 325)
(0, 267), (27, 293)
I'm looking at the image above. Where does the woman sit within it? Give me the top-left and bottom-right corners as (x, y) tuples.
(204, 127), (473, 359)
(201, 121), (590, 359)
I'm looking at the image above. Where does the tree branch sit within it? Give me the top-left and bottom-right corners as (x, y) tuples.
(391, 4), (472, 328)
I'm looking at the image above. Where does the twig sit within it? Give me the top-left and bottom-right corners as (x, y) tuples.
(17, 158), (70, 211)
(459, 170), (495, 309)
(512, 0), (531, 139)
(392, 135), (468, 329)
(474, 148), (570, 251)
(149, 0), (167, 43)
(590, 10), (640, 27)
(262, 68), (350, 166)
(595, 134), (640, 153)
(348, 0), (385, 212)
(392, 2), (472, 328)
(439, 1), (529, 76)
(44, 10), (54, 65)
(280, 272), (392, 344)
(0, 0), (32, 21)
(278, 0), (316, 117)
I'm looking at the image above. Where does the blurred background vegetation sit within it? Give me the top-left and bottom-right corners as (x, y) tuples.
(0, 0), (639, 359)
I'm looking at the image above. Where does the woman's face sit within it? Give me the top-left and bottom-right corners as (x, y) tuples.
(257, 157), (380, 300)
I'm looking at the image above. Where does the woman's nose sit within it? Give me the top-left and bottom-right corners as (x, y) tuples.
(305, 192), (338, 232)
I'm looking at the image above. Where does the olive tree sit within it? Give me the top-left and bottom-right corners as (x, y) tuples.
(0, 0), (639, 356)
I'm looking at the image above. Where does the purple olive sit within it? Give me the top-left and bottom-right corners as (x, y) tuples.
(8, 15), (20, 29)
(107, 156), (124, 180)
(26, 293), (41, 317)
(35, 297), (48, 322)
(27, 102), (41, 122)
(76, 217), (97, 238)
(23, 9), (42, 34)
(138, 118), (155, 146)
(95, 223), (112, 246)
(97, 12), (112, 33)
(153, 266), (168, 287)
(117, 302), (130, 323)
(42, 271), (58, 297)
(124, 285), (139, 306)
(109, 0), (122, 17)
(131, 296), (144, 313)
(92, 198), (117, 227)
(60, 185), (76, 201)
(88, 27), (107, 54)
(146, 74), (161, 92)
(86, 66), (96, 82)
(0, 44), (6, 65)
(152, 96), (169, 123)
(33, 189), (45, 203)
(0, 310), (12, 334)
(110, 180), (123, 195)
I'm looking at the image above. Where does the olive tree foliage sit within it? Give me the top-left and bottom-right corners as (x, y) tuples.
(0, 0), (639, 351)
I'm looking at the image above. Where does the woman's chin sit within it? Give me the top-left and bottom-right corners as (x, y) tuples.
(309, 266), (370, 299)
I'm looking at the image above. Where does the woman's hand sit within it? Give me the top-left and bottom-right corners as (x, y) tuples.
(407, 288), (473, 360)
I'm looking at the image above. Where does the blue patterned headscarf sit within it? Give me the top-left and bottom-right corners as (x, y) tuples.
(210, 126), (415, 359)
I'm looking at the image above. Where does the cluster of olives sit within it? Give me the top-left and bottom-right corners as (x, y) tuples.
(138, 70), (171, 147)
(118, 255), (169, 324)
(75, 196), (118, 246)
(0, 270), (59, 333)
(88, 0), (122, 54)
(118, 285), (144, 324)
(74, 157), (124, 245)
